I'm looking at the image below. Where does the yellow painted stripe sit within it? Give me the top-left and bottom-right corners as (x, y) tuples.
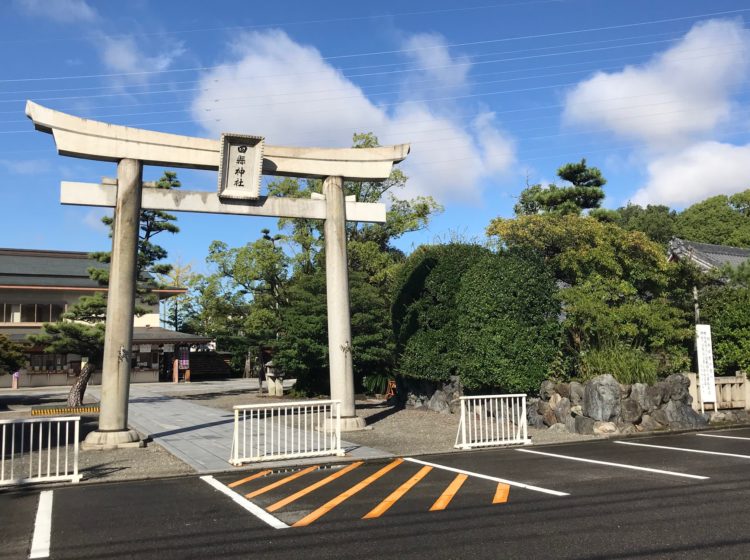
(292, 459), (404, 527)
(228, 469), (272, 489)
(245, 466), (319, 499)
(429, 474), (468, 512)
(267, 461), (364, 513)
(363, 465), (432, 519)
(493, 483), (510, 504)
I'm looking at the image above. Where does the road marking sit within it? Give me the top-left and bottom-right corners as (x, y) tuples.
(245, 466), (318, 499)
(29, 490), (53, 559)
(404, 457), (569, 496)
(697, 433), (750, 441)
(293, 459), (404, 527)
(517, 448), (709, 480)
(616, 440), (750, 460)
(267, 461), (364, 513)
(430, 474), (468, 512)
(201, 475), (288, 530)
(228, 469), (272, 488)
(363, 465), (433, 519)
(493, 483), (510, 504)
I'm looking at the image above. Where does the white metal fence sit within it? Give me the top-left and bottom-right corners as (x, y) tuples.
(1, 416), (81, 486)
(230, 400), (343, 466)
(455, 394), (529, 450)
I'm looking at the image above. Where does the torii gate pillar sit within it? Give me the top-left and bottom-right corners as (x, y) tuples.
(84, 159), (143, 448)
(324, 176), (365, 430)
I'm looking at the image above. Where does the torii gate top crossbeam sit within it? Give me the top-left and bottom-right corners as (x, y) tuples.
(26, 101), (409, 181)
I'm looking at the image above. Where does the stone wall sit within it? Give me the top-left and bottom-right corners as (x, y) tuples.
(527, 373), (722, 435)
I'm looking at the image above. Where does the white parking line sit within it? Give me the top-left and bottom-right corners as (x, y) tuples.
(517, 449), (708, 480)
(404, 457), (569, 496)
(697, 433), (750, 441)
(201, 475), (289, 530)
(29, 491), (53, 559)
(616, 440), (750, 459)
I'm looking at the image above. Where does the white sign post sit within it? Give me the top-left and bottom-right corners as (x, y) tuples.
(696, 324), (716, 414)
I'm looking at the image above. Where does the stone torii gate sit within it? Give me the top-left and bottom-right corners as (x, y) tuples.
(26, 101), (409, 448)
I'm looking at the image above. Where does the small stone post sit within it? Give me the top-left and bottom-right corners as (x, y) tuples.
(323, 176), (365, 431)
(83, 158), (142, 449)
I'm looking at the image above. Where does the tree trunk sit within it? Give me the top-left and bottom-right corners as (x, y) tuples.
(68, 362), (95, 408)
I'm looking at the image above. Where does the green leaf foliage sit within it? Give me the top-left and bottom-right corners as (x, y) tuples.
(674, 190), (750, 247)
(699, 285), (750, 374)
(0, 334), (25, 374)
(514, 159), (605, 216)
(275, 269), (395, 395)
(455, 250), (560, 392)
(393, 243), (491, 384)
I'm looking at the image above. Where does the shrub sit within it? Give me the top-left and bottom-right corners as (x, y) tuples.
(700, 285), (750, 375)
(578, 343), (659, 385)
(392, 243), (490, 383)
(456, 249), (560, 392)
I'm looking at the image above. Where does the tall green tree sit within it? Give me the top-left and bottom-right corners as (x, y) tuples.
(591, 204), (677, 246)
(674, 189), (750, 247)
(515, 159), (606, 216)
(487, 214), (693, 378)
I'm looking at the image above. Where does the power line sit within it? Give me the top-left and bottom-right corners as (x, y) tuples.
(0, 7), (745, 83)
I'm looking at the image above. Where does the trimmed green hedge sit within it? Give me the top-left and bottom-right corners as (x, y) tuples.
(456, 250), (560, 392)
(393, 244), (559, 392)
(392, 243), (490, 383)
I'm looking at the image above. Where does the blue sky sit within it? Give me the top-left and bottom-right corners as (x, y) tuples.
(2, 0), (750, 273)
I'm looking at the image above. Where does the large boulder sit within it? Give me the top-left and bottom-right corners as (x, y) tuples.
(630, 383), (653, 413)
(428, 390), (451, 414)
(540, 380), (557, 401)
(548, 422), (569, 433)
(593, 421), (618, 435)
(620, 398), (643, 424)
(662, 400), (707, 429)
(569, 381), (584, 405)
(574, 415), (595, 435)
(548, 393), (562, 412)
(527, 399), (546, 429)
(638, 414), (666, 432)
(664, 373), (692, 404)
(555, 397), (571, 424)
(555, 383), (571, 399)
(583, 374), (621, 421)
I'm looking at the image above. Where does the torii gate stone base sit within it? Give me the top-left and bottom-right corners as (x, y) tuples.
(26, 101), (410, 448)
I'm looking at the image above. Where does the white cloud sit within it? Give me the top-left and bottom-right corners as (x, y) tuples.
(15, 0), (97, 22)
(632, 141), (750, 206)
(563, 19), (750, 148)
(98, 34), (185, 78)
(191, 30), (515, 202)
(401, 33), (471, 92)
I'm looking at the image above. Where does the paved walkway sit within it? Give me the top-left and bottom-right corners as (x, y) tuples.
(88, 382), (390, 473)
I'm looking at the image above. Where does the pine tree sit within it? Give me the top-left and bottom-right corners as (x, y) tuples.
(514, 159), (606, 216)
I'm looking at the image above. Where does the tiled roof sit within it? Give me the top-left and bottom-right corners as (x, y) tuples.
(1, 325), (212, 345)
(0, 248), (106, 289)
(668, 238), (750, 271)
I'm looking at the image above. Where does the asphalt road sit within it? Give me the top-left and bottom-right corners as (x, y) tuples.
(5, 428), (750, 559)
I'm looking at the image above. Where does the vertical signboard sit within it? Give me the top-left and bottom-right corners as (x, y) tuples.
(696, 324), (716, 403)
(218, 133), (264, 200)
